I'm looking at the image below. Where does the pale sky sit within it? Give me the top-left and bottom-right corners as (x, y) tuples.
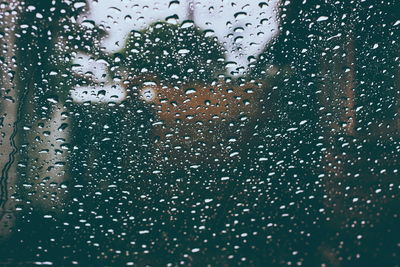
(72, 0), (280, 102)
(81, 0), (279, 74)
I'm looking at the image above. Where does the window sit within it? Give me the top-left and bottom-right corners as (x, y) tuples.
(0, 0), (399, 265)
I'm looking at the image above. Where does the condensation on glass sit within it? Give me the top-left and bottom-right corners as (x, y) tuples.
(0, 0), (399, 265)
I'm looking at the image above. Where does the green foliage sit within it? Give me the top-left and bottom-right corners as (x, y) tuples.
(114, 21), (226, 84)
(15, 0), (105, 114)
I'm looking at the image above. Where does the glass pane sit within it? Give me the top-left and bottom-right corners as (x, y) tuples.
(0, 0), (399, 265)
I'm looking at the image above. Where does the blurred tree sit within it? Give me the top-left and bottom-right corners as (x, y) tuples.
(251, 0), (400, 265)
(112, 21), (226, 84)
(0, 0), (19, 240)
(6, 0), (105, 240)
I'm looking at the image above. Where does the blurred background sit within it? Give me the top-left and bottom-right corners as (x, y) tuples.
(0, 0), (399, 266)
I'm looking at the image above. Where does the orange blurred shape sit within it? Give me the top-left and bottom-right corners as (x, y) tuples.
(123, 76), (266, 165)
(138, 80), (262, 124)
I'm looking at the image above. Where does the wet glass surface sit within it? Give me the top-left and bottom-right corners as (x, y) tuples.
(0, 0), (399, 266)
